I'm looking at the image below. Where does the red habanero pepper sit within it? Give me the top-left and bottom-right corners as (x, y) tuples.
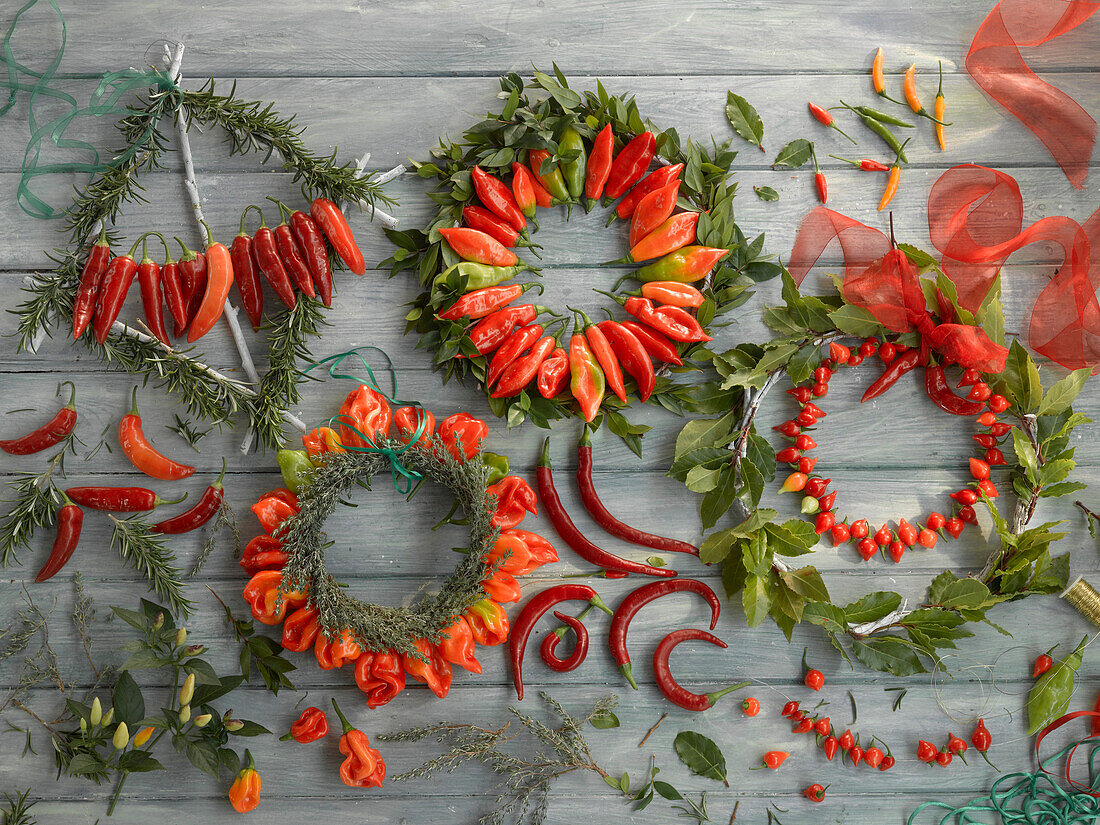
(488, 475), (538, 529)
(502, 528), (559, 568)
(252, 489), (299, 535)
(610, 579), (720, 689)
(493, 335), (556, 398)
(510, 584), (611, 699)
(281, 606), (321, 651)
(639, 281), (705, 309)
(268, 200), (314, 297)
(65, 486), (184, 512)
(336, 384), (392, 450)
(1, 382), (77, 455)
(577, 426), (698, 555)
(528, 149), (570, 203)
(568, 328), (606, 422)
(315, 628), (362, 669)
(331, 699), (385, 788)
(118, 388), (195, 480)
(136, 239), (170, 345)
(34, 493), (82, 583)
(482, 567), (522, 603)
(242, 570), (308, 625)
(604, 131), (656, 199)
(402, 639), (453, 698)
(862, 348), (920, 402)
(186, 223), (235, 343)
(653, 628), (748, 711)
(280, 706), (329, 743)
(575, 309), (626, 403)
(354, 650), (406, 708)
(484, 532), (542, 576)
(618, 295), (710, 343)
(151, 460), (226, 534)
(172, 237), (207, 338)
(629, 180), (680, 247)
(618, 164), (684, 222)
(72, 225), (111, 339)
(830, 154), (891, 172)
(437, 284), (533, 322)
(311, 197), (365, 275)
(472, 166), (527, 232)
(466, 598), (510, 646)
(92, 236), (144, 345)
(540, 610), (590, 672)
(809, 101), (856, 143)
(512, 161), (551, 214)
(438, 227), (519, 268)
(634, 246), (729, 284)
(438, 616), (482, 674)
(393, 406), (436, 449)
(288, 206), (333, 307)
(585, 123), (615, 208)
(251, 214), (297, 309)
(924, 364), (984, 416)
(463, 204), (522, 248)
(537, 345), (570, 399)
(621, 320), (682, 366)
(626, 212), (700, 263)
(437, 413), (488, 461)
(487, 324), (543, 387)
(596, 320), (656, 402)
(230, 206), (264, 329)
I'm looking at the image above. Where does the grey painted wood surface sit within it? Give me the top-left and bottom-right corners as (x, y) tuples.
(1, 1), (1099, 823)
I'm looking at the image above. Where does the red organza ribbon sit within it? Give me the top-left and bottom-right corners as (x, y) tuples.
(967, 0), (1100, 189)
(1034, 710), (1100, 796)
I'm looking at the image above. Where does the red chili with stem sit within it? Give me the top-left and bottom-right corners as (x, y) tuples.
(118, 387), (196, 481)
(808, 101), (856, 143)
(509, 584), (611, 700)
(536, 438), (676, 580)
(576, 426), (698, 556)
(653, 628), (748, 712)
(472, 166), (527, 233)
(92, 235), (144, 344)
(159, 243), (187, 335)
(573, 308), (626, 402)
(463, 204), (522, 248)
(136, 238), (170, 345)
(829, 154), (891, 172)
(862, 348), (920, 402)
(288, 203), (334, 306)
(251, 212), (298, 308)
(310, 197), (365, 276)
(186, 221), (234, 343)
(267, 199), (314, 297)
(596, 319), (656, 402)
(615, 163), (683, 220)
(540, 610), (589, 672)
(487, 323), (544, 387)
(230, 205), (264, 329)
(72, 224), (111, 339)
(65, 486), (186, 512)
(605, 131), (656, 199)
(621, 320), (682, 366)
(151, 459), (227, 534)
(172, 236), (207, 338)
(493, 335), (557, 399)
(924, 364), (984, 415)
(34, 494), (83, 583)
(584, 123), (615, 208)
(811, 145), (827, 204)
(610, 579), (720, 689)
(0, 382), (77, 455)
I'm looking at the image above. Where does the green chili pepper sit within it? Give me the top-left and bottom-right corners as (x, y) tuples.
(481, 451), (510, 486)
(560, 127), (587, 201)
(1026, 634), (1088, 734)
(277, 449), (316, 493)
(529, 149), (571, 202)
(851, 104), (914, 128)
(852, 113), (909, 163)
(434, 262), (531, 293)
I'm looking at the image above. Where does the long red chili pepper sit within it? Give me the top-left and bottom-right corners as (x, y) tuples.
(135, 239), (170, 345)
(439, 227), (519, 268)
(596, 320), (656, 401)
(72, 225), (111, 339)
(231, 206), (264, 329)
(159, 243), (187, 336)
(609, 579), (720, 689)
(574, 309), (626, 403)
(66, 486), (186, 512)
(620, 320), (682, 366)
(1, 382), (77, 455)
(268, 200), (314, 297)
(584, 123), (615, 209)
(577, 426), (698, 555)
(616, 294), (711, 343)
(311, 197), (366, 276)
(536, 437), (675, 580)
(118, 387), (196, 481)
(629, 180), (680, 248)
(924, 364), (984, 416)
(605, 131), (656, 200)
(463, 205), (523, 248)
(540, 610), (589, 672)
(493, 335), (556, 399)
(288, 205), (333, 307)
(34, 493), (82, 583)
(615, 163), (683, 221)
(92, 236), (144, 345)
(653, 628), (749, 711)
(172, 237), (207, 338)
(437, 284), (535, 321)
(830, 154), (891, 172)
(252, 215), (297, 309)
(626, 212), (700, 263)
(472, 166), (527, 233)
(862, 348), (920, 402)
(512, 161), (551, 216)
(487, 324), (543, 387)
(509, 584), (611, 699)
(463, 305), (539, 357)
(152, 460), (226, 534)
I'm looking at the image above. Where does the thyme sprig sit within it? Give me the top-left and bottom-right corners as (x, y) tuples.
(108, 517), (192, 617)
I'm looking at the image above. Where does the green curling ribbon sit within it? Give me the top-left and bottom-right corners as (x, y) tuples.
(303, 347), (431, 494)
(1, 0), (178, 219)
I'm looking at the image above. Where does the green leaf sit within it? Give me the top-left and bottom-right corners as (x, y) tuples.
(781, 566), (830, 602)
(112, 671), (145, 727)
(851, 637), (927, 676)
(118, 750), (164, 773)
(753, 185), (779, 201)
(772, 139), (813, 169)
(843, 592), (902, 625)
(1012, 428), (1039, 483)
(684, 465), (721, 494)
(802, 601), (849, 634)
(1027, 635), (1088, 734)
(1037, 369), (1090, 416)
(653, 781), (683, 801)
(936, 579), (992, 610)
(589, 710), (620, 729)
(829, 304), (885, 337)
(742, 573), (771, 627)
(185, 741), (222, 779)
(674, 731), (728, 784)
(897, 243), (939, 269)
(531, 69), (582, 110)
(700, 465), (738, 531)
(230, 720), (272, 737)
(121, 649), (169, 670)
(764, 520), (817, 557)
(725, 92), (764, 150)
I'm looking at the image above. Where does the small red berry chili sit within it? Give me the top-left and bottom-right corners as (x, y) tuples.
(742, 697), (760, 717)
(803, 783), (828, 802)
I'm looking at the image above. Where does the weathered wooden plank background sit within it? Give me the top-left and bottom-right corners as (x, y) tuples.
(1, 1), (1099, 822)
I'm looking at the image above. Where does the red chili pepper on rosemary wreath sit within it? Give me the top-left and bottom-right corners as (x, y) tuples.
(151, 459), (226, 535)
(186, 221), (235, 343)
(71, 224), (111, 339)
(251, 212), (297, 309)
(230, 206), (264, 330)
(92, 235), (143, 345)
(537, 437), (675, 580)
(311, 197), (366, 276)
(118, 387), (196, 481)
(268, 200), (314, 298)
(135, 238), (170, 345)
(609, 579), (720, 689)
(34, 492), (83, 583)
(0, 382), (77, 455)
(653, 628), (748, 712)
(172, 236), (207, 339)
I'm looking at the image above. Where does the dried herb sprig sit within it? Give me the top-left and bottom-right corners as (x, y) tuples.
(189, 501), (238, 578)
(108, 517), (192, 617)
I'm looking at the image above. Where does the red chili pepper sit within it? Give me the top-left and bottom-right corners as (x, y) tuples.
(252, 489), (299, 534)
(540, 610), (589, 672)
(621, 320), (682, 366)
(577, 426), (698, 555)
(627, 212), (700, 263)
(310, 197), (365, 276)
(354, 649), (406, 708)
(628, 180), (680, 250)
(435, 413), (487, 462)
(393, 406), (435, 449)
(803, 784), (828, 802)
(653, 628), (746, 711)
(742, 697), (761, 717)
(331, 699), (385, 788)
(494, 336), (556, 399)
(823, 736), (839, 760)
(151, 460), (226, 534)
(438, 285), (524, 322)
(487, 324), (543, 387)
(463, 205), (521, 248)
(243, 569), (307, 625)
(596, 320), (657, 402)
(1092, 694), (1100, 738)
(630, 240), (731, 282)
(251, 216), (297, 309)
(280, 606), (319, 651)
(512, 161), (551, 214)
(924, 364), (985, 415)
(510, 584), (610, 700)
(315, 627), (362, 669)
(762, 751), (789, 769)
(484, 532), (548, 576)
(947, 733), (968, 756)
(439, 226), (519, 268)
(1, 382), (78, 455)
(287, 207), (333, 307)
(808, 102), (851, 140)
(537, 345), (570, 398)
(618, 295), (710, 343)
(185, 224), (234, 344)
(537, 437), (675, 580)
(268, 201), (314, 297)
(34, 493), (82, 583)
(230, 207), (263, 329)
(617, 163), (684, 221)
(159, 245), (187, 335)
(584, 123), (615, 208)
(805, 665), (825, 692)
(438, 616), (482, 674)
(402, 638), (452, 698)
(814, 172), (828, 204)
(971, 719), (991, 752)
(172, 237), (207, 338)
(574, 309), (626, 403)
(72, 225), (111, 339)
(880, 755), (896, 771)
(65, 486), (185, 512)
(568, 329), (606, 422)
(462, 304), (539, 356)
(605, 131), (656, 199)
(280, 707), (329, 743)
(917, 739), (937, 762)
(862, 348), (920, 402)
(135, 240), (170, 345)
(610, 579), (719, 689)
(118, 388), (195, 480)
(92, 237), (143, 344)
(472, 166), (527, 233)
(240, 535), (288, 574)
(837, 730), (855, 751)
(831, 154), (891, 172)
(935, 750), (953, 767)
(487, 475), (538, 530)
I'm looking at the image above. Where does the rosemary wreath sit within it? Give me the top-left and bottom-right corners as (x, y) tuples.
(671, 248), (1089, 677)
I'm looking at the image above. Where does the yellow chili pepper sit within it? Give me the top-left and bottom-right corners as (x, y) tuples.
(878, 138), (911, 212)
(133, 726), (155, 748)
(903, 64), (921, 114)
(934, 61), (947, 151)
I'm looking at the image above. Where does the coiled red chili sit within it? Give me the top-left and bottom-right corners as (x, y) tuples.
(924, 364), (985, 416)
(653, 628), (749, 711)
(609, 579), (720, 689)
(0, 382), (77, 455)
(152, 460), (226, 534)
(540, 611), (589, 672)
(34, 494), (83, 583)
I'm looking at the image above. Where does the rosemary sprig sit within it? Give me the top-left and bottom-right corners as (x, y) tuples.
(108, 516), (192, 617)
(0, 448), (70, 567)
(165, 415), (212, 452)
(189, 501), (238, 578)
(0, 789), (38, 825)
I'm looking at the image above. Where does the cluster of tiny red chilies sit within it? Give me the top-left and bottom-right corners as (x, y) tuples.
(0, 385), (226, 581)
(71, 197), (364, 345)
(774, 337), (1012, 561)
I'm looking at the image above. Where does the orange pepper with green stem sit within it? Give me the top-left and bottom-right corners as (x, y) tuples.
(331, 699), (385, 788)
(935, 61), (947, 150)
(186, 221), (235, 343)
(512, 161), (551, 216)
(487, 474), (538, 529)
(568, 322), (606, 422)
(878, 138), (911, 212)
(639, 281), (705, 308)
(902, 62), (951, 126)
(228, 750), (261, 812)
(572, 307), (626, 403)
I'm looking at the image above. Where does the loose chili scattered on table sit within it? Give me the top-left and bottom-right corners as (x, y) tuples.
(34, 492), (82, 583)
(118, 388), (196, 481)
(0, 381), (78, 455)
(152, 459), (227, 534)
(653, 628), (749, 711)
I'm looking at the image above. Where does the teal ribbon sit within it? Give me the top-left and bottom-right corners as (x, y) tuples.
(1, 0), (178, 219)
(304, 348), (430, 494)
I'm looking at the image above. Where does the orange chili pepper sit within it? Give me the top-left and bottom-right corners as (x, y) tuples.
(935, 61), (947, 151)
(401, 638), (453, 698)
(640, 282), (705, 308)
(315, 627), (362, 669)
(484, 532), (538, 575)
(466, 598), (509, 646)
(568, 327), (606, 422)
(228, 750), (261, 812)
(331, 699), (385, 788)
(437, 615), (482, 673)
(393, 405), (435, 449)
(186, 222), (235, 343)
(626, 212), (700, 263)
(903, 64), (922, 114)
(872, 47), (887, 95)
(118, 387), (195, 481)
(242, 570), (308, 625)
(437, 413), (488, 461)
(482, 568), (522, 603)
(501, 528), (558, 568)
(335, 384), (392, 450)
(251, 489), (299, 534)
(878, 138), (910, 212)
(573, 308), (625, 403)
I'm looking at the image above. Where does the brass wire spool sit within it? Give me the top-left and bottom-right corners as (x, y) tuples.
(1060, 577), (1100, 627)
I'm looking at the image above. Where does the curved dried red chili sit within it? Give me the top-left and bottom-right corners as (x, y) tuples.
(540, 610), (590, 673)
(653, 628), (748, 711)
(0, 382), (77, 455)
